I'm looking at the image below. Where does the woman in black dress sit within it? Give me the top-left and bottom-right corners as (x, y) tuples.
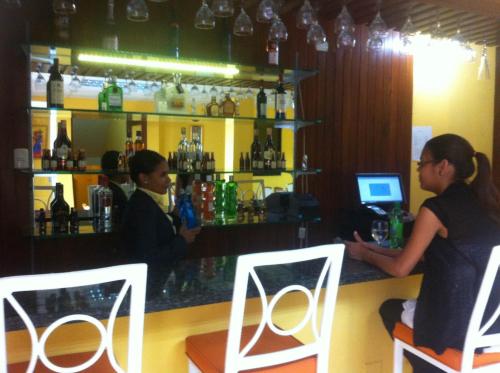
(122, 150), (200, 297)
(347, 134), (500, 372)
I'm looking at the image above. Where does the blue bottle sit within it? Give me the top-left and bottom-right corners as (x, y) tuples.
(178, 187), (198, 229)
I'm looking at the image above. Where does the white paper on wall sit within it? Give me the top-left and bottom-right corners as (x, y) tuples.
(412, 126), (432, 161)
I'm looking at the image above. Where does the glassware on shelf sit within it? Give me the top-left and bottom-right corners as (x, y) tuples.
(154, 80), (168, 113)
(211, 0), (234, 18)
(478, 43), (490, 81)
(268, 15), (288, 42)
(233, 6), (253, 37)
(335, 5), (356, 48)
(52, 0), (76, 15)
(128, 72), (137, 93)
(150, 80), (161, 93)
(296, 0), (315, 30)
(195, 0), (215, 30)
(399, 16), (417, 53)
(307, 20), (326, 46)
(34, 64), (46, 92)
(371, 220), (389, 246)
(69, 66), (81, 92)
(367, 11), (389, 51)
(126, 0), (149, 22)
(256, 0), (274, 23)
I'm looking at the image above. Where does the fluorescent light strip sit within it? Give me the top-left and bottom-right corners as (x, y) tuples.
(78, 53), (239, 77)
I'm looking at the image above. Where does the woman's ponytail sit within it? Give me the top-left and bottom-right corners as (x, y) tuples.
(470, 151), (500, 224)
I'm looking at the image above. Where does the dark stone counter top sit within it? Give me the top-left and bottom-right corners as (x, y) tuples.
(5, 253), (422, 332)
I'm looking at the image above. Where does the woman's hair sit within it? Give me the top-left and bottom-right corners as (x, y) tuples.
(424, 134), (500, 223)
(128, 150), (166, 185)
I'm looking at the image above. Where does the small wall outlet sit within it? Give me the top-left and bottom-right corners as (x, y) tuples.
(13, 148), (29, 169)
(298, 227), (307, 240)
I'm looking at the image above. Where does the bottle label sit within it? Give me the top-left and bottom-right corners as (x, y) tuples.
(79, 160), (86, 169)
(66, 159), (74, 169)
(108, 93), (122, 108)
(271, 160), (276, 169)
(252, 160), (258, 169)
(258, 160), (264, 169)
(264, 150), (272, 161)
(56, 145), (69, 159)
(277, 93), (286, 113)
(259, 103), (267, 116)
(268, 51), (278, 65)
(50, 81), (64, 105)
(42, 159), (50, 169)
(50, 160), (58, 169)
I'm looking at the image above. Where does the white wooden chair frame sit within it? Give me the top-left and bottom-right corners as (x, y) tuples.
(0, 263), (147, 373)
(394, 245), (500, 373)
(189, 244), (345, 373)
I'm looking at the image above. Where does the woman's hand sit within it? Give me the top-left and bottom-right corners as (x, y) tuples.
(345, 231), (372, 261)
(179, 225), (201, 244)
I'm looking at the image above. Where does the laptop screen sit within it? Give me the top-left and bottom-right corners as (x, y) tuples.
(356, 173), (404, 205)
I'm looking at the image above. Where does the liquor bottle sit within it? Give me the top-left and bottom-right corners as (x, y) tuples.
(239, 152), (245, 171)
(167, 152), (173, 169)
(191, 174), (203, 222)
(118, 153), (126, 172)
(245, 152), (251, 171)
(267, 40), (279, 66)
(192, 128), (203, 164)
(280, 152), (286, 169)
(77, 149), (86, 171)
(270, 152), (277, 169)
(206, 96), (220, 117)
(275, 73), (286, 120)
(69, 207), (79, 234)
(134, 131), (144, 152)
(72, 151), (79, 170)
(66, 149), (74, 169)
(222, 94), (236, 117)
(177, 127), (189, 169)
(201, 153), (208, 172)
(102, 0), (119, 51)
(263, 128), (275, 169)
(172, 152), (178, 171)
(154, 81), (168, 113)
(98, 73), (110, 111)
(251, 129), (262, 170)
(97, 175), (113, 233)
(125, 130), (134, 160)
(201, 174), (215, 223)
(37, 208), (47, 236)
(210, 152), (216, 171)
(47, 58), (64, 109)
(257, 81), (267, 118)
(51, 182), (69, 234)
(105, 76), (123, 112)
(53, 120), (72, 170)
(389, 202), (404, 248)
(42, 149), (51, 170)
(214, 174), (225, 220)
(224, 175), (238, 222)
(50, 149), (58, 171)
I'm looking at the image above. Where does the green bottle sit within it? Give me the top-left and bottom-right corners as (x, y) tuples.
(389, 202), (404, 248)
(105, 76), (123, 112)
(224, 175), (238, 222)
(214, 174), (225, 220)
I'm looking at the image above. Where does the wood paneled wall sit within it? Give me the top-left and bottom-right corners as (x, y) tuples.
(0, 1), (413, 274)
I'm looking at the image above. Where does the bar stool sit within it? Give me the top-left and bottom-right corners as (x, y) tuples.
(185, 244), (345, 373)
(0, 263), (147, 373)
(393, 245), (500, 373)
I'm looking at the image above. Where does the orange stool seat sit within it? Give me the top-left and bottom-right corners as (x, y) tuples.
(393, 322), (500, 371)
(7, 351), (114, 373)
(186, 325), (317, 373)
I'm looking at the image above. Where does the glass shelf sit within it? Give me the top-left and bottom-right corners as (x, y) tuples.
(28, 107), (321, 130)
(30, 216), (322, 240)
(28, 44), (319, 89)
(20, 168), (322, 176)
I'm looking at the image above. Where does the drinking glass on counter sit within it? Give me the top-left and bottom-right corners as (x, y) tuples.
(371, 220), (388, 246)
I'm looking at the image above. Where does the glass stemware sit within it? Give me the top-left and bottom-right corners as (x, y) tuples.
(195, 0), (215, 30)
(268, 16), (288, 42)
(307, 20), (326, 45)
(151, 80), (161, 93)
(478, 44), (490, 81)
(128, 72), (137, 93)
(126, 0), (149, 22)
(52, 0), (76, 15)
(209, 86), (218, 97)
(371, 220), (389, 246)
(256, 0), (274, 24)
(335, 5), (356, 48)
(69, 66), (81, 92)
(34, 64), (46, 92)
(367, 11), (389, 51)
(400, 16), (417, 53)
(296, 0), (315, 30)
(233, 6), (253, 36)
(211, 0), (234, 18)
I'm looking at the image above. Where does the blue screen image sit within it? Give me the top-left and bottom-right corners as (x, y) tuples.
(369, 183), (391, 197)
(357, 175), (404, 204)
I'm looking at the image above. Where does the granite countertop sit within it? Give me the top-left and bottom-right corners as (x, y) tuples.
(5, 253), (422, 332)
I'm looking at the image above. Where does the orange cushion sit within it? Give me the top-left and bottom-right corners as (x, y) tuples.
(8, 351), (115, 373)
(393, 322), (500, 370)
(186, 325), (317, 373)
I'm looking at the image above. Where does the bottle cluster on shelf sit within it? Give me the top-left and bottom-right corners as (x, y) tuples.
(167, 127), (216, 173)
(41, 120), (86, 171)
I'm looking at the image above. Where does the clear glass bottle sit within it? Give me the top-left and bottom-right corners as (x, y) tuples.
(214, 174), (225, 220)
(224, 175), (238, 222)
(177, 127), (189, 171)
(97, 175), (113, 233)
(154, 80), (169, 113)
(201, 174), (215, 223)
(102, 0), (119, 51)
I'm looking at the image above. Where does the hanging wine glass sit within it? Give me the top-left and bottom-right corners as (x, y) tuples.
(34, 64), (46, 92)
(143, 81), (152, 96)
(296, 0), (315, 30)
(307, 20), (326, 45)
(151, 80), (161, 92)
(209, 86), (218, 97)
(1, 0), (21, 8)
(268, 15), (288, 42)
(195, 0), (215, 30)
(256, 0), (274, 24)
(211, 0), (234, 18)
(190, 84), (200, 96)
(335, 5), (356, 48)
(200, 85), (208, 100)
(367, 11), (389, 51)
(69, 66), (81, 92)
(128, 72), (137, 93)
(53, 0), (76, 15)
(233, 6), (253, 36)
(478, 43), (490, 80)
(400, 16), (417, 53)
(430, 20), (444, 42)
(462, 42), (476, 63)
(127, 0), (149, 22)
(245, 87), (253, 99)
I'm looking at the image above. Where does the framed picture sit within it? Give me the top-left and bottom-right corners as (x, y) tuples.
(32, 124), (49, 158)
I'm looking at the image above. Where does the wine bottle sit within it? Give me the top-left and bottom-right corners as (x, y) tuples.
(251, 129), (262, 170)
(134, 131), (144, 153)
(239, 152), (245, 171)
(263, 128), (275, 169)
(69, 207), (79, 234)
(257, 81), (267, 118)
(267, 40), (279, 66)
(47, 58), (64, 109)
(53, 120), (72, 170)
(51, 183), (69, 234)
(102, 0), (119, 51)
(77, 149), (86, 171)
(42, 149), (51, 170)
(275, 73), (286, 120)
(245, 152), (251, 171)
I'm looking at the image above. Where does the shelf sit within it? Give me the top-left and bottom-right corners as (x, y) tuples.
(21, 168), (322, 176)
(28, 44), (319, 90)
(28, 107), (322, 130)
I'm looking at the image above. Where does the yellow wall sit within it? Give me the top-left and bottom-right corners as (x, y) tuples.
(410, 44), (497, 213)
(6, 275), (421, 372)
